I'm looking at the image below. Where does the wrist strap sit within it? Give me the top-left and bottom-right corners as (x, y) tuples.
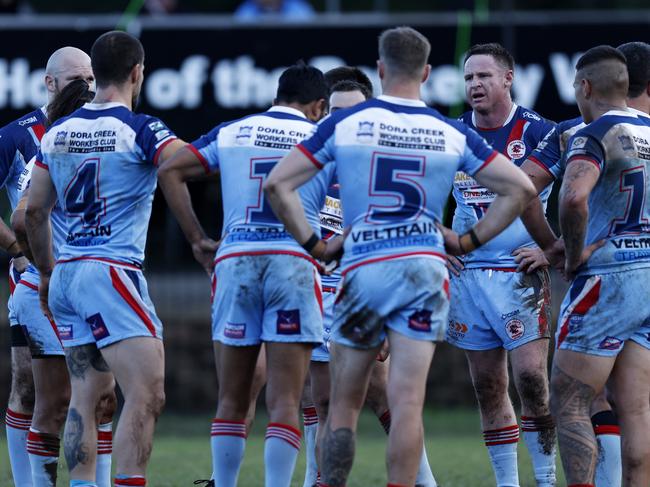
(301, 233), (320, 253)
(468, 228), (482, 249)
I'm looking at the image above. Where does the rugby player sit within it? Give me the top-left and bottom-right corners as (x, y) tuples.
(1, 46), (95, 487)
(446, 43), (557, 486)
(158, 62), (329, 487)
(549, 45), (650, 487)
(26, 31), (184, 486)
(264, 26), (536, 487)
(303, 76), (437, 487)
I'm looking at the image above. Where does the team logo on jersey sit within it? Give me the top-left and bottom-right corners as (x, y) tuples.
(569, 137), (587, 150)
(148, 121), (165, 132)
(505, 318), (525, 340)
(54, 130), (68, 146)
(356, 121), (374, 143)
(618, 135), (634, 151)
(598, 336), (623, 351)
(506, 139), (526, 160)
(522, 111), (541, 121)
(87, 313), (110, 340)
(408, 310), (432, 332)
(58, 324), (73, 340)
(277, 309), (301, 335)
(224, 322), (246, 339)
(18, 116), (38, 127)
(236, 125), (253, 145)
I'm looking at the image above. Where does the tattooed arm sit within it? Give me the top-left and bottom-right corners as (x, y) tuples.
(559, 159), (600, 277)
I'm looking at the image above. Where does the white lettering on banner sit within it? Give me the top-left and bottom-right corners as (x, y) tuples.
(550, 52), (582, 104)
(0, 53), (581, 111)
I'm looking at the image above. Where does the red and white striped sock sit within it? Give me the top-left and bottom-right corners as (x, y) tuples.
(5, 408), (33, 487)
(521, 415), (556, 487)
(114, 475), (146, 485)
(265, 423), (301, 485)
(592, 410), (621, 487)
(211, 418), (247, 487)
(96, 421), (113, 487)
(302, 406), (319, 487)
(378, 410), (391, 435)
(483, 424), (519, 486)
(27, 427), (59, 486)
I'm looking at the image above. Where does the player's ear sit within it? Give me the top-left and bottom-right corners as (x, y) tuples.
(377, 60), (385, 81)
(44, 74), (56, 97)
(583, 78), (592, 99)
(504, 69), (514, 88)
(421, 64), (431, 84)
(129, 63), (141, 85)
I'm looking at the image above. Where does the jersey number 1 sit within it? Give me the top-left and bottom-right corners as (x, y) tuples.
(64, 158), (105, 227)
(247, 157), (281, 224)
(611, 166), (649, 234)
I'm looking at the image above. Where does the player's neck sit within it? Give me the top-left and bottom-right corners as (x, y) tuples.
(381, 80), (422, 101)
(473, 99), (514, 129)
(590, 98), (627, 120)
(93, 86), (133, 110)
(627, 96), (650, 116)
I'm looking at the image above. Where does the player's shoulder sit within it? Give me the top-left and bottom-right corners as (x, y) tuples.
(458, 110), (473, 126)
(579, 110), (643, 141)
(557, 116), (584, 134)
(516, 105), (555, 130)
(0, 107), (47, 140)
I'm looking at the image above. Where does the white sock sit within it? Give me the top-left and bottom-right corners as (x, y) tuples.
(95, 422), (113, 487)
(521, 416), (556, 486)
(27, 428), (59, 487)
(264, 423), (301, 487)
(302, 407), (319, 487)
(483, 425), (520, 487)
(6, 408), (33, 487)
(415, 442), (437, 487)
(595, 433), (622, 487)
(210, 418), (247, 487)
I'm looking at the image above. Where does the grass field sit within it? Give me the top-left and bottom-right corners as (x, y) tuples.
(0, 408), (565, 486)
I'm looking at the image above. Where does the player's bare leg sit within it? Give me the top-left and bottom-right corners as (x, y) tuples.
(385, 330), (435, 485)
(62, 344), (115, 482)
(321, 342), (379, 487)
(590, 388), (621, 487)
(550, 349), (616, 486)
(246, 345), (267, 431)
(100, 337), (164, 479)
(29, 356), (70, 485)
(6, 345), (35, 486)
(264, 342), (313, 487)
(511, 338), (556, 486)
(466, 347), (520, 486)
(609, 342), (650, 486)
(301, 372), (319, 487)
(310, 361), (330, 473)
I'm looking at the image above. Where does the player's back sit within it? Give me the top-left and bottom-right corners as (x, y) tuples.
(528, 116), (585, 180)
(37, 102), (176, 267)
(565, 110), (650, 274)
(299, 95), (497, 274)
(192, 106), (326, 260)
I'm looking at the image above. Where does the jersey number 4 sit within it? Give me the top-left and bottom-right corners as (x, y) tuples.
(64, 158), (106, 227)
(611, 166), (649, 235)
(367, 154), (426, 223)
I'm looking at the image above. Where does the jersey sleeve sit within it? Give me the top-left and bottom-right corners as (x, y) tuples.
(296, 115), (337, 169)
(135, 116), (178, 166)
(460, 126), (499, 176)
(564, 132), (605, 172)
(189, 124), (224, 174)
(34, 148), (48, 170)
(528, 127), (562, 179)
(0, 125), (18, 188)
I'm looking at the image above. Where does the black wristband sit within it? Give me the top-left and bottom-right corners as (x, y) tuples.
(301, 233), (320, 253)
(13, 252), (23, 259)
(468, 228), (482, 249)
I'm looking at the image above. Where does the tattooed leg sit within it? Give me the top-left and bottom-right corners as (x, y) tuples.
(63, 344), (115, 481)
(321, 425), (355, 487)
(550, 350), (615, 486)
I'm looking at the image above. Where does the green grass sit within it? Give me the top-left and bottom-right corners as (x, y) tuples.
(0, 408), (565, 486)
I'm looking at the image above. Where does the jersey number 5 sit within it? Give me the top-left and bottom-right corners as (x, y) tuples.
(367, 154), (425, 223)
(64, 158), (106, 227)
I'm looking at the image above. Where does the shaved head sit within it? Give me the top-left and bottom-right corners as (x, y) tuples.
(576, 45), (628, 99)
(44, 46), (94, 102)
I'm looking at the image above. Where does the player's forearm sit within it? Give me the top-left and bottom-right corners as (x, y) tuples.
(521, 197), (558, 250)
(472, 188), (532, 246)
(25, 207), (54, 275)
(560, 201), (587, 270)
(0, 218), (20, 256)
(159, 171), (207, 246)
(10, 208), (34, 262)
(265, 184), (314, 245)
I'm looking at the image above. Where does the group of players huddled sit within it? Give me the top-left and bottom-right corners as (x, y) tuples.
(1, 25), (649, 487)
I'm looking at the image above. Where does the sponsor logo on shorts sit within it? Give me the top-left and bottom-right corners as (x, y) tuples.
(58, 324), (73, 340)
(501, 309), (520, 320)
(505, 319), (525, 340)
(408, 310), (432, 332)
(568, 314), (583, 332)
(598, 336), (623, 351)
(224, 322), (246, 339)
(448, 320), (468, 339)
(277, 309), (301, 335)
(507, 139), (526, 160)
(87, 313), (110, 340)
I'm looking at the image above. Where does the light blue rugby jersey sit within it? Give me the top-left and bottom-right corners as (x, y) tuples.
(528, 116), (585, 180)
(299, 94), (498, 274)
(36, 102), (178, 268)
(190, 106), (332, 263)
(562, 109), (650, 275)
